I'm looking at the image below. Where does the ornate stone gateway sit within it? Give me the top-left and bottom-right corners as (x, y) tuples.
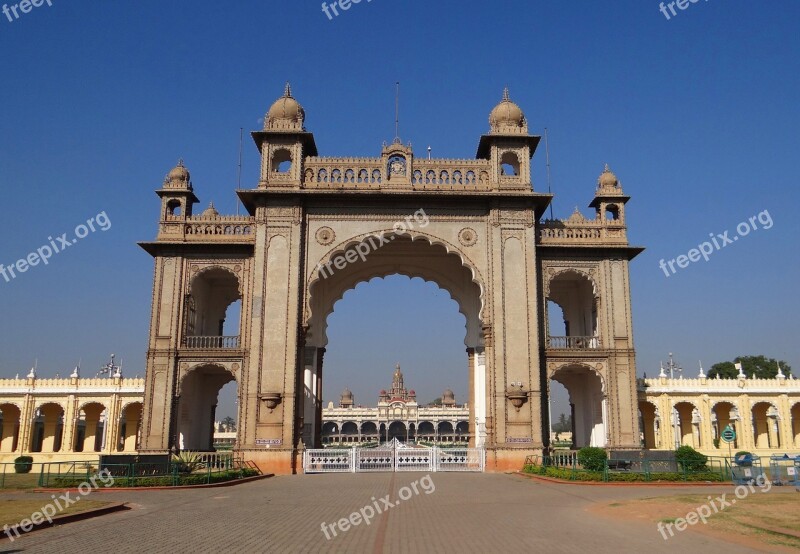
(138, 85), (643, 474)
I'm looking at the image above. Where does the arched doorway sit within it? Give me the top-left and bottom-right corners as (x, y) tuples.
(673, 402), (700, 448)
(74, 402), (107, 452)
(712, 401), (739, 450)
(30, 403), (65, 453)
(0, 404), (21, 453)
(118, 402), (142, 452)
(792, 402), (800, 448)
(751, 402), (781, 449)
(321, 421), (338, 444)
(341, 421), (359, 443)
(638, 401), (659, 449)
(550, 365), (606, 448)
(388, 421), (407, 442)
(305, 235), (485, 450)
(177, 364), (236, 451)
(418, 421), (435, 441)
(361, 421), (378, 442)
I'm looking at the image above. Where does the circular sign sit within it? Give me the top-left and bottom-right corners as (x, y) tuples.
(721, 425), (736, 443)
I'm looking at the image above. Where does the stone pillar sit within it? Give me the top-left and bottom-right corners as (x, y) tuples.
(18, 395), (33, 454)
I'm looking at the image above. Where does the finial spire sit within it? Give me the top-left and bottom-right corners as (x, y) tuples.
(284, 81), (292, 97)
(502, 86), (510, 101)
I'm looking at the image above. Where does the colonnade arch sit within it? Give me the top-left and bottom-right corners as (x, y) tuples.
(30, 403), (65, 453)
(0, 404), (21, 453)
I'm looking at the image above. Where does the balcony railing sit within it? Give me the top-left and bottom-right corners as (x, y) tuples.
(548, 336), (600, 349)
(183, 336), (240, 349)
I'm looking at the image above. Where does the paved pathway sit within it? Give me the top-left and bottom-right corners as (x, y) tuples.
(0, 474), (760, 553)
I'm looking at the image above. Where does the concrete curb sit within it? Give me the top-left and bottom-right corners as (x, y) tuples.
(1, 501), (129, 541)
(515, 471), (732, 487)
(34, 472), (274, 493)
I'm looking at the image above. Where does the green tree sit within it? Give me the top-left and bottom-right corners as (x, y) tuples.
(221, 416), (236, 432)
(708, 355), (792, 379)
(426, 397), (443, 407)
(553, 413), (572, 433)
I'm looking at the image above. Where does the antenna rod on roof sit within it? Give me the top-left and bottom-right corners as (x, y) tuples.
(545, 127), (554, 220)
(394, 81), (400, 142)
(236, 127), (243, 216)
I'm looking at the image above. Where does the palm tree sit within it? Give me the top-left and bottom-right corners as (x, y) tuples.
(221, 416), (236, 432)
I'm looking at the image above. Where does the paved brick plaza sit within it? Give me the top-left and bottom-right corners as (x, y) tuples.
(2, 474), (755, 553)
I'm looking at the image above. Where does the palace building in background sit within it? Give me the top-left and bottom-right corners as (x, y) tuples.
(321, 365), (470, 445)
(0, 368), (798, 463)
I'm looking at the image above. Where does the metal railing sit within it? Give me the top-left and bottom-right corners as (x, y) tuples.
(183, 336), (240, 349)
(547, 336), (600, 349)
(304, 445), (485, 473)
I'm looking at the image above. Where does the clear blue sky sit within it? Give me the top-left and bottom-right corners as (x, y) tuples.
(1, 1), (798, 421)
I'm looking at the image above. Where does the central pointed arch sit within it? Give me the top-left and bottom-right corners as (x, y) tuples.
(305, 232), (486, 348)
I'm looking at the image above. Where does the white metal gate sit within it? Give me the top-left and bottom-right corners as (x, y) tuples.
(303, 442), (484, 473)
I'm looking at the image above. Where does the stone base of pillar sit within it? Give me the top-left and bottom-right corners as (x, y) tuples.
(484, 446), (543, 472)
(237, 448), (298, 475)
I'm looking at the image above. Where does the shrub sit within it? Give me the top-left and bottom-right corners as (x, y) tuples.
(14, 456), (33, 474)
(675, 445), (707, 472)
(171, 451), (206, 474)
(577, 447), (607, 472)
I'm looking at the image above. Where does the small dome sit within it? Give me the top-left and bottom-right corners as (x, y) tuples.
(379, 389), (387, 395)
(266, 83), (305, 130)
(443, 388), (455, 399)
(598, 164), (619, 189)
(409, 389), (416, 396)
(202, 202), (219, 217)
(341, 388), (353, 399)
(166, 159), (190, 186)
(489, 88), (527, 133)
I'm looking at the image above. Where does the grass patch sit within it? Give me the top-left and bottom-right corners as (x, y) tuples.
(0, 473), (43, 490)
(0, 499), (109, 526)
(620, 492), (800, 550)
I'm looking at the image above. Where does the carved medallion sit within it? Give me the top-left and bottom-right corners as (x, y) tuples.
(315, 226), (335, 246)
(458, 227), (478, 247)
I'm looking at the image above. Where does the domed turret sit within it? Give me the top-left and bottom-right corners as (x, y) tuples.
(340, 388), (354, 408)
(597, 164), (620, 190)
(442, 388), (456, 407)
(489, 88), (527, 134)
(265, 82), (305, 131)
(201, 202), (219, 217)
(165, 159), (191, 189)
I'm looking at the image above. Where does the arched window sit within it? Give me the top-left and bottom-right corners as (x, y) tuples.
(500, 152), (520, 176)
(271, 149), (293, 173)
